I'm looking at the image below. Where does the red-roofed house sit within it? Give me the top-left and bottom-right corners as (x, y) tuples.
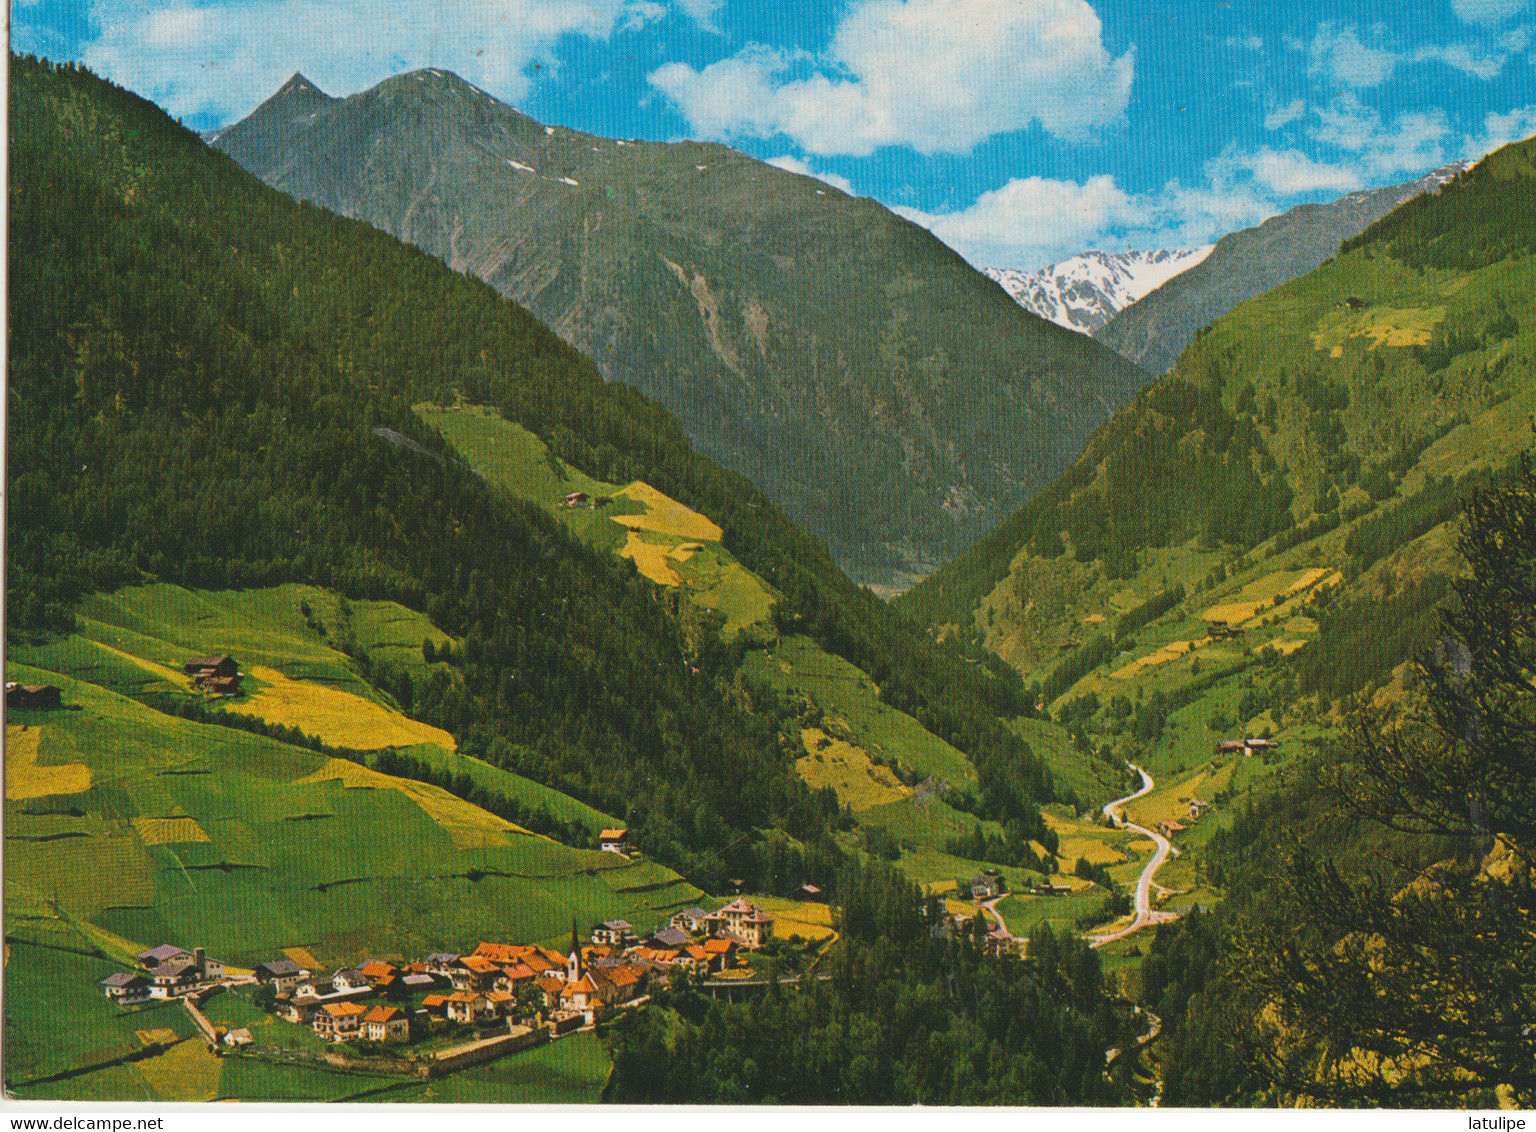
(599, 828), (629, 854)
(314, 1001), (367, 1041)
(362, 1005), (410, 1043)
(450, 954), (502, 992)
(445, 991), (487, 1023)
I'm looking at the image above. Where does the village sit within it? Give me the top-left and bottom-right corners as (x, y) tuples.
(95, 888), (790, 1076)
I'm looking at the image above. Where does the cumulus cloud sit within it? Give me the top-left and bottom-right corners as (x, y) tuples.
(672, 0), (723, 33)
(1264, 98), (1306, 130)
(649, 0), (1135, 156)
(1307, 24), (1398, 87)
(77, 0), (667, 125)
(1219, 147), (1362, 194)
(1311, 92), (1453, 176)
(1450, 0), (1528, 24)
(893, 171), (1275, 270)
(764, 154), (856, 195)
(1306, 21), (1516, 88)
(1462, 103), (1536, 157)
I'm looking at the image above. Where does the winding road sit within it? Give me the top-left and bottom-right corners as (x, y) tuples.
(1090, 764), (1179, 948)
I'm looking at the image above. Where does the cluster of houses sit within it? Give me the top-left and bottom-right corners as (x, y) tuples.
(1213, 737), (1281, 756)
(98, 898), (784, 1047)
(99, 944), (229, 1004)
(184, 654), (243, 696)
(5, 682), (62, 709)
(1156, 796), (1213, 838)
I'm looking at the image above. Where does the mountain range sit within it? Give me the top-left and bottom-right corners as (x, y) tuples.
(983, 247), (1213, 334)
(1094, 161), (1471, 375)
(209, 68), (1148, 592)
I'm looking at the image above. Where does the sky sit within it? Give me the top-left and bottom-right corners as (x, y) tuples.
(14, 0), (1536, 271)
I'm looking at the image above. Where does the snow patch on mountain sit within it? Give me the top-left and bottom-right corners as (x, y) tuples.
(985, 247), (1215, 334)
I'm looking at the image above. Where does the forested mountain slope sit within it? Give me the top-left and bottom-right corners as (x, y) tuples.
(209, 68), (1149, 590)
(898, 129), (1536, 1107)
(7, 55), (1055, 898)
(1095, 161), (1467, 376)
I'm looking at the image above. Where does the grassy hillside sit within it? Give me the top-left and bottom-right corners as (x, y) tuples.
(414, 403), (1094, 899)
(902, 135), (1536, 703)
(8, 54), (1066, 898)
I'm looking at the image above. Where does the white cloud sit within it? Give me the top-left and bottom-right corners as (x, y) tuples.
(764, 154), (855, 195)
(1264, 98), (1305, 130)
(673, 0), (723, 33)
(1307, 20), (1514, 87)
(1451, 0), (1528, 25)
(893, 172), (1275, 270)
(1462, 103), (1536, 157)
(78, 0), (667, 125)
(1221, 147), (1362, 194)
(649, 0), (1135, 156)
(1308, 24), (1398, 87)
(1410, 40), (1508, 77)
(1311, 92), (1453, 176)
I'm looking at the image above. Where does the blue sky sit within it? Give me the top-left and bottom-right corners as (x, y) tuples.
(15, 0), (1536, 270)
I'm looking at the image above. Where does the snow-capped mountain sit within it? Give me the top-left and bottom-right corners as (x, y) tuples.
(984, 247), (1215, 334)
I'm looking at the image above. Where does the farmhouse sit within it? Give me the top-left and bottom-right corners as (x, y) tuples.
(562, 491), (591, 508)
(362, 1005), (410, 1043)
(591, 920), (635, 946)
(599, 828), (630, 854)
(254, 958), (306, 993)
(5, 683), (61, 709)
(421, 993), (451, 1018)
(184, 656), (243, 696)
(423, 952), (463, 976)
(99, 971), (151, 1004)
(671, 907), (710, 934)
(223, 1028), (254, 1049)
(184, 655), (238, 680)
(444, 991), (488, 1023)
(313, 1001), (367, 1041)
(795, 884), (825, 902)
(450, 954), (503, 992)
(648, 926), (690, 950)
(703, 898), (774, 948)
(135, 944), (225, 997)
(968, 872), (1005, 900)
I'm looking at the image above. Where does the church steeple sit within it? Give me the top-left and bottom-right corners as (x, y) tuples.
(568, 916), (583, 981)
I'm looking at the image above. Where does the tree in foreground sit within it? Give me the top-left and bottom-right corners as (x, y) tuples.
(1247, 456), (1536, 1105)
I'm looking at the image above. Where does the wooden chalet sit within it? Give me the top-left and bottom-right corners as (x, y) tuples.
(5, 683), (61, 709)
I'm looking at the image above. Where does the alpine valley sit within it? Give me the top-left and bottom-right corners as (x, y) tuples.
(206, 68), (1149, 593)
(6, 52), (1535, 1109)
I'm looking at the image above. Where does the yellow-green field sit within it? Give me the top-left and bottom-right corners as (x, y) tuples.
(298, 757), (532, 849)
(420, 404), (777, 641)
(236, 664), (456, 751)
(1200, 568), (1342, 627)
(131, 816), (211, 846)
(795, 727), (910, 811)
(1310, 303), (1445, 357)
(5, 724), (92, 801)
(613, 481), (724, 541)
(745, 895), (836, 942)
(1110, 636), (1211, 680)
(1126, 761), (1236, 829)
